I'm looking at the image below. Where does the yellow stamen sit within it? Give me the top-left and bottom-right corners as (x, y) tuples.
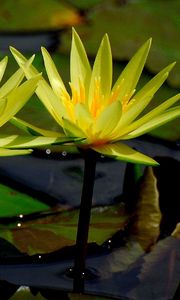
(61, 96), (75, 122)
(109, 84), (121, 103)
(109, 78), (124, 104)
(122, 89), (136, 112)
(91, 77), (101, 118)
(79, 80), (85, 104)
(69, 82), (79, 105)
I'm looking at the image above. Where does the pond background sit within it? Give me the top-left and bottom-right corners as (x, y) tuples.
(0, 1), (179, 299)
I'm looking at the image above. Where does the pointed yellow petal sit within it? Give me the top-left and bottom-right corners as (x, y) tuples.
(112, 39), (151, 102)
(0, 75), (41, 127)
(71, 29), (91, 99)
(0, 56), (8, 82)
(10, 47), (68, 126)
(121, 106), (180, 139)
(0, 98), (7, 115)
(115, 93), (180, 138)
(92, 142), (158, 166)
(62, 118), (85, 138)
(35, 79), (69, 124)
(0, 135), (77, 148)
(74, 103), (93, 131)
(94, 101), (122, 137)
(0, 68), (24, 99)
(89, 34), (112, 105)
(41, 47), (68, 98)
(114, 62), (176, 134)
(0, 135), (20, 146)
(10, 47), (38, 77)
(10, 117), (64, 137)
(0, 148), (32, 156)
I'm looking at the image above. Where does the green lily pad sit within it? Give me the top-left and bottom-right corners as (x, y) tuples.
(0, 0), (81, 31)
(0, 182), (49, 218)
(60, 0), (180, 88)
(67, 0), (104, 9)
(0, 203), (129, 255)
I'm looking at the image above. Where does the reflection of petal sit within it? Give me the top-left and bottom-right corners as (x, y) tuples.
(92, 142), (158, 165)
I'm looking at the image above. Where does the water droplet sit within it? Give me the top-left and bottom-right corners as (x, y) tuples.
(62, 151), (67, 157)
(46, 149), (51, 154)
(176, 140), (180, 148)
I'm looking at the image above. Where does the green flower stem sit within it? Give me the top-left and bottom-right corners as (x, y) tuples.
(73, 149), (97, 293)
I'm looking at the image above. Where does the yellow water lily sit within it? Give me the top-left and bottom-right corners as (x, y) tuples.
(0, 55), (78, 156)
(10, 29), (180, 165)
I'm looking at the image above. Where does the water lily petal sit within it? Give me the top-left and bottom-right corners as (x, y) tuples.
(121, 106), (180, 139)
(0, 68), (24, 99)
(94, 101), (122, 138)
(41, 47), (68, 98)
(10, 47), (38, 76)
(0, 148), (32, 156)
(71, 28), (91, 99)
(0, 75), (41, 127)
(74, 103), (93, 131)
(0, 98), (7, 116)
(10, 47), (68, 126)
(89, 34), (112, 106)
(0, 135), (76, 148)
(112, 38), (151, 103)
(0, 56), (8, 82)
(92, 142), (158, 166)
(114, 93), (180, 138)
(113, 62), (175, 135)
(10, 117), (63, 137)
(35, 79), (69, 124)
(62, 118), (85, 138)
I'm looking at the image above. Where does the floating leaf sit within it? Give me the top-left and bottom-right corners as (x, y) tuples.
(0, 0), (81, 31)
(0, 204), (129, 255)
(0, 182), (50, 218)
(61, 0), (180, 87)
(67, 0), (104, 10)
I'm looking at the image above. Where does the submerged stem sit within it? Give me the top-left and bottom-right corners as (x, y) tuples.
(73, 149), (97, 293)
